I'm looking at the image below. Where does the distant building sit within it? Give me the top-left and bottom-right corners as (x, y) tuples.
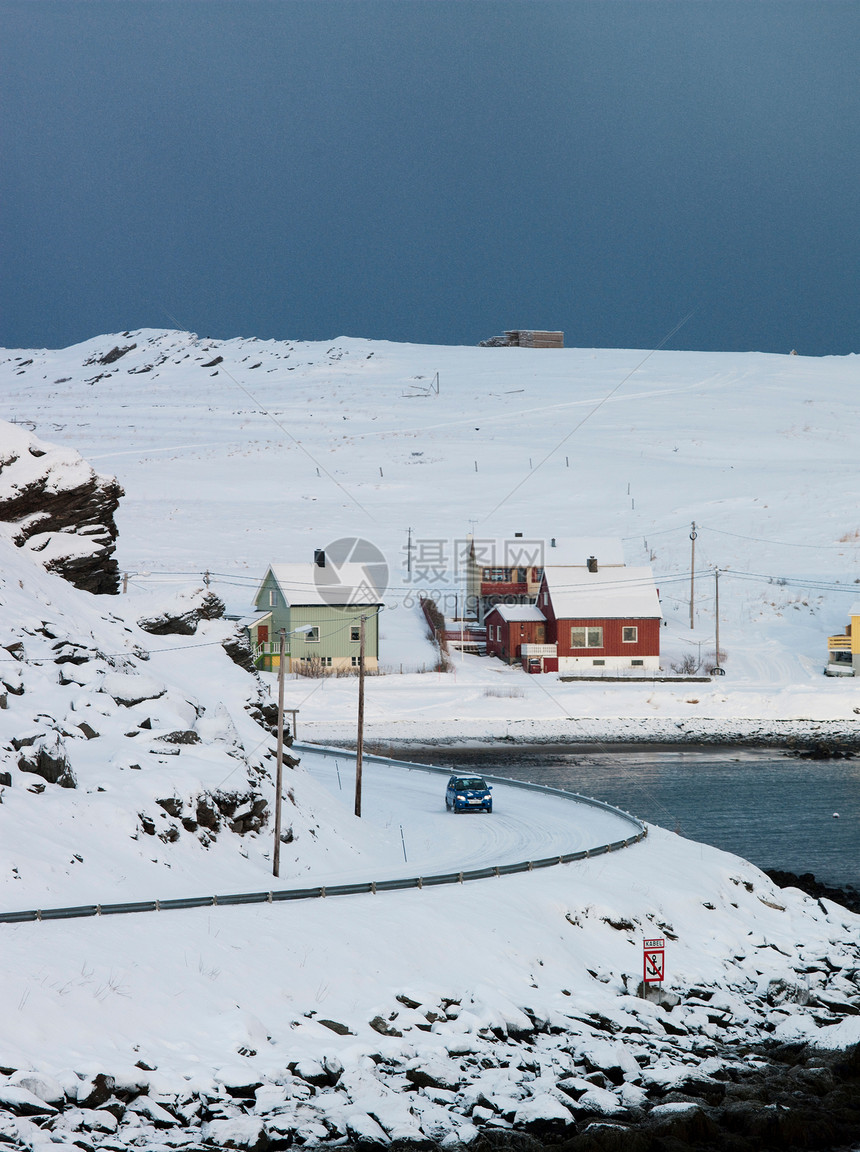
(826, 603), (860, 675)
(479, 330), (564, 348)
(248, 553), (382, 674)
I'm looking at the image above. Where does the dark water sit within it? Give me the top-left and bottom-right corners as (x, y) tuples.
(399, 746), (860, 891)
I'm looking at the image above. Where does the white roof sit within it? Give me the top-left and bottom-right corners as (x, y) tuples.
(849, 601), (860, 618)
(469, 536), (624, 569)
(264, 563), (385, 607)
(542, 565), (662, 620)
(486, 604), (546, 623)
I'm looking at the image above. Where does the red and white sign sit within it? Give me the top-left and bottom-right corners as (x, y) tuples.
(643, 937), (665, 984)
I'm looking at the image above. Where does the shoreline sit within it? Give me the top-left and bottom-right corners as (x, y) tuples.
(298, 716), (860, 751)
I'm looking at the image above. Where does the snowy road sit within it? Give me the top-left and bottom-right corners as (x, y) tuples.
(295, 746), (642, 885)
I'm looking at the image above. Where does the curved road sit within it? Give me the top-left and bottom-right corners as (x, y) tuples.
(294, 746), (642, 886)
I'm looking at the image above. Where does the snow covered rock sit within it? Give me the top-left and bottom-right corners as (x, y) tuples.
(100, 672), (166, 707)
(0, 1083), (58, 1115)
(0, 420), (122, 594)
(201, 1116), (267, 1149)
(17, 733), (76, 788)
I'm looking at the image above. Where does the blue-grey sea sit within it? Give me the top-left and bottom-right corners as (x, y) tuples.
(412, 747), (860, 891)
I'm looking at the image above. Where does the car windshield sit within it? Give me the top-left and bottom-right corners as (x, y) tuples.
(454, 778), (487, 790)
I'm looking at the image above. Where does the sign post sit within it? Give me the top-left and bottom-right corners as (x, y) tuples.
(643, 937), (665, 985)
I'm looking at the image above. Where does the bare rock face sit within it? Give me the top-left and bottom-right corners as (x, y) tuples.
(0, 421), (123, 594)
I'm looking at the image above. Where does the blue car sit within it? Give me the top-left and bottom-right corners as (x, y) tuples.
(445, 774), (492, 813)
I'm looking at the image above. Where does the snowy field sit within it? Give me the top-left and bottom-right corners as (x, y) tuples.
(2, 329), (860, 745)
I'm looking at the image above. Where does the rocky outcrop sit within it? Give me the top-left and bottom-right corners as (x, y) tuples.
(137, 590), (225, 636)
(0, 421), (123, 594)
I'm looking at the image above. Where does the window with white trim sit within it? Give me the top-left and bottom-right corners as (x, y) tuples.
(268, 589), (278, 607)
(571, 626), (603, 649)
(305, 626), (320, 642)
(350, 626), (360, 642)
(622, 626), (638, 643)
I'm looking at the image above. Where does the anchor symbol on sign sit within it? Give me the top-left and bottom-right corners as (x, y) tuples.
(646, 954), (662, 977)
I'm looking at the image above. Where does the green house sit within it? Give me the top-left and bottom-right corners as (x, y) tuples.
(249, 561), (382, 673)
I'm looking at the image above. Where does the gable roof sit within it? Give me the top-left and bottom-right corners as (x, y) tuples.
(485, 604), (546, 623)
(258, 563), (385, 608)
(468, 536), (624, 569)
(542, 565), (662, 619)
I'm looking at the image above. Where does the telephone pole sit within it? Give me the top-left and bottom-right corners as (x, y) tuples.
(273, 629), (287, 877)
(714, 568), (721, 675)
(354, 615), (366, 818)
(689, 521), (697, 629)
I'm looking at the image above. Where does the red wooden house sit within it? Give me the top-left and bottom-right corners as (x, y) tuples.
(534, 563), (662, 672)
(484, 605), (547, 664)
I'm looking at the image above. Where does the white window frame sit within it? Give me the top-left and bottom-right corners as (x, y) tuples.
(622, 626), (638, 643)
(571, 626), (603, 649)
(305, 626), (320, 643)
(268, 589), (277, 607)
(350, 626), (361, 642)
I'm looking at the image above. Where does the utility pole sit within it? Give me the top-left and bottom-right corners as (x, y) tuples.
(406, 527), (413, 577)
(354, 616), (366, 818)
(714, 568), (721, 675)
(273, 629), (287, 877)
(689, 521), (697, 630)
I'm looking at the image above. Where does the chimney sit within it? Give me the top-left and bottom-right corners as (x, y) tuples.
(550, 537), (556, 548)
(314, 549), (326, 568)
(587, 556), (598, 573)
(514, 531), (523, 538)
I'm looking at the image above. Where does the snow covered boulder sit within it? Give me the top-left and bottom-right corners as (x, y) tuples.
(0, 1083), (57, 1116)
(6, 1072), (65, 1106)
(201, 1116), (267, 1150)
(136, 588), (225, 636)
(645, 1101), (721, 1144)
(17, 733), (76, 788)
(101, 672), (166, 707)
(404, 1055), (463, 1091)
(513, 1092), (574, 1133)
(346, 1111), (390, 1146)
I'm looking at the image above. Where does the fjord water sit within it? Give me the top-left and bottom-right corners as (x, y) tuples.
(414, 748), (860, 890)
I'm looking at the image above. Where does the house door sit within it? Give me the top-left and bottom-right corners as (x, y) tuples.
(536, 624), (545, 643)
(257, 625), (269, 643)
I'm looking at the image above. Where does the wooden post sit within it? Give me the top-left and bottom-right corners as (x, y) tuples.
(355, 616), (366, 818)
(689, 521), (697, 629)
(273, 629), (287, 877)
(714, 568), (721, 674)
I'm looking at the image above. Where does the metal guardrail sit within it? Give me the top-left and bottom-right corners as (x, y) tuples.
(0, 743), (646, 927)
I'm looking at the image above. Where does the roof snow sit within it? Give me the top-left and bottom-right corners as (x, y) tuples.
(487, 605), (546, 622)
(266, 563), (386, 607)
(543, 565), (662, 619)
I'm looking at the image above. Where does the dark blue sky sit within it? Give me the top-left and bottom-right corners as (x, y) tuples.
(2, 1), (858, 354)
